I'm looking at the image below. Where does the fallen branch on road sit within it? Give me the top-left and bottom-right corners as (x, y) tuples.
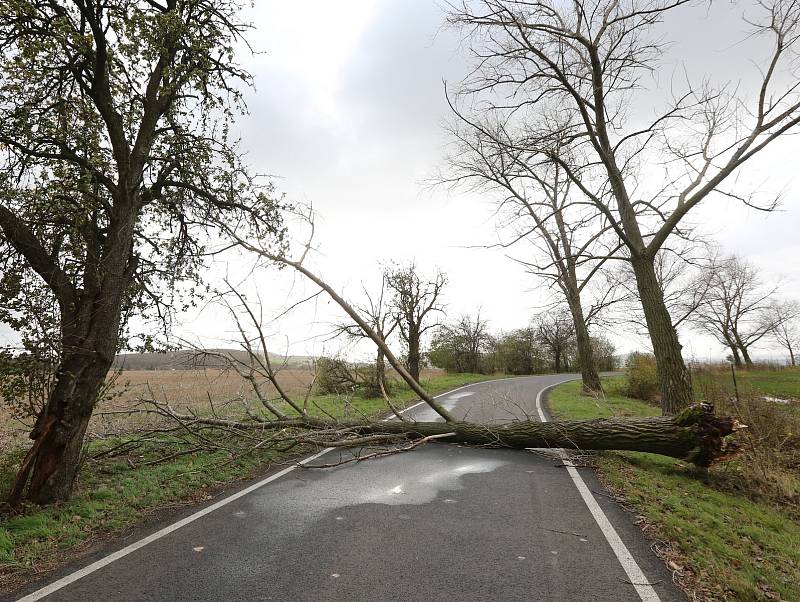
(120, 398), (743, 468)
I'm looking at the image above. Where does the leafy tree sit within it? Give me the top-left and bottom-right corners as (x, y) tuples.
(493, 328), (547, 375)
(429, 312), (492, 374)
(0, 1), (284, 504)
(589, 337), (617, 372)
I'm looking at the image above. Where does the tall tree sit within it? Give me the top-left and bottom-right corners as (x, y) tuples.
(385, 263), (447, 381)
(334, 272), (398, 397)
(692, 256), (779, 367)
(429, 311), (491, 374)
(445, 129), (619, 392)
(0, 1), (284, 503)
(768, 300), (800, 366)
(448, 0), (800, 412)
(535, 310), (576, 373)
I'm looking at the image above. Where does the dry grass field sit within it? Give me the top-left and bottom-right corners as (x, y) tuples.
(1, 366), (448, 450)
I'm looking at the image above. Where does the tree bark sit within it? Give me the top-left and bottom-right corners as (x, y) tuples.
(9, 344), (116, 504)
(565, 289), (602, 392)
(352, 403), (739, 468)
(727, 340), (742, 368)
(738, 344), (754, 368)
(631, 257), (694, 414)
(407, 332), (421, 382)
(376, 348), (388, 397)
(9, 207), (135, 504)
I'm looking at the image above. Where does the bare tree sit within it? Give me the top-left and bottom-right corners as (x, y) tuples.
(767, 300), (800, 366)
(535, 310), (577, 373)
(385, 263), (447, 381)
(333, 272), (398, 397)
(616, 243), (713, 336)
(447, 0), (800, 412)
(444, 130), (620, 391)
(692, 256), (780, 367)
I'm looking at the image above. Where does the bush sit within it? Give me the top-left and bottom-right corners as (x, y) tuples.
(0, 350), (54, 421)
(624, 352), (660, 402)
(313, 357), (388, 399)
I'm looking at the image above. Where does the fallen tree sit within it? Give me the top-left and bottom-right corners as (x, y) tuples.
(119, 399), (741, 468)
(132, 209), (736, 471)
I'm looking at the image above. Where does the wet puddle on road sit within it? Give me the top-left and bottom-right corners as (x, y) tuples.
(248, 453), (508, 530)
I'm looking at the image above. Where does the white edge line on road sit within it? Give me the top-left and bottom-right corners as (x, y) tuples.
(535, 380), (661, 602)
(17, 376), (510, 601)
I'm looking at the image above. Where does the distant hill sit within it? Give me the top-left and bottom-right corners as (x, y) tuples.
(114, 349), (315, 371)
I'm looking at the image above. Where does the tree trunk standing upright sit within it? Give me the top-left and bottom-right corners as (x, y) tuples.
(729, 342), (743, 368)
(631, 257), (694, 414)
(738, 343), (755, 368)
(568, 296), (602, 391)
(386, 263), (446, 385)
(375, 348), (387, 394)
(7, 203), (139, 503)
(22, 325), (120, 503)
(0, 2), (285, 504)
(407, 333), (421, 382)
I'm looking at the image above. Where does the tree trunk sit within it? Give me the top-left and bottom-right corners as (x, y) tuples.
(9, 347), (114, 504)
(9, 206), (135, 504)
(739, 345), (754, 368)
(631, 257), (694, 414)
(356, 403), (740, 468)
(728, 341), (742, 368)
(565, 290), (602, 393)
(790, 345), (796, 367)
(407, 332), (421, 382)
(376, 348), (388, 397)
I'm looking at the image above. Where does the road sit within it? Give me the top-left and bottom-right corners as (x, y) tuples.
(13, 375), (685, 601)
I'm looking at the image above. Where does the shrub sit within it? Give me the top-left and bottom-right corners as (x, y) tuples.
(624, 352), (660, 402)
(313, 357), (388, 398)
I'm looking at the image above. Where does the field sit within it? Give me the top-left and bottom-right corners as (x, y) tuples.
(549, 374), (800, 601)
(0, 366), (448, 449)
(693, 365), (800, 403)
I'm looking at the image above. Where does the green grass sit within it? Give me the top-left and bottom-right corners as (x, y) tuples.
(548, 376), (660, 419)
(694, 366), (800, 401)
(0, 372), (499, 587)
(549, 378), (800, 601)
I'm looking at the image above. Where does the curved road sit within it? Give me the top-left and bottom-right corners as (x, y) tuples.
(12, 375), (685, 601)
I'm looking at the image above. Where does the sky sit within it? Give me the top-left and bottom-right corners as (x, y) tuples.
(2, 0), (798, 362)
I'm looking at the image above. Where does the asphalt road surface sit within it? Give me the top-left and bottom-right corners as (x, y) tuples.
(13, 374), (686, 602)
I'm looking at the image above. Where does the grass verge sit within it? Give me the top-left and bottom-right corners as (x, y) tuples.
(0, 372), (500, 591)
(694, 366), (800, 402)
(549, 377), (800, 602)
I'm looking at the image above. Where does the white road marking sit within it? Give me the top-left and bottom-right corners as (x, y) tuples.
(535, 380), (661, 602)
(17, 378), (503, 600)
